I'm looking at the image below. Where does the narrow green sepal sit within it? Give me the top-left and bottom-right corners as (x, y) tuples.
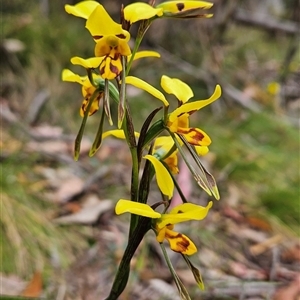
(179, 135), (220, 200)
(104, 79), (113, 126)
(182, 254), (205, 290)
(169, 131), (213, 197)
(98, 79), (119, 105)
(118, 57), (126, 129)
(89, 107), (105, 157)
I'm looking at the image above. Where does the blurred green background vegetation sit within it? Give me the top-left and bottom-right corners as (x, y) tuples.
(1, 0), (299, 296)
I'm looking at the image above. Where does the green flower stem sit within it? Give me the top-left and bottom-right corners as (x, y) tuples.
(126, 35), (143, 75)
(121, 109), (140, 237)
(162, 161), (188, 204)
(105, 217), (151, 300)
(126, 19), (151, 75)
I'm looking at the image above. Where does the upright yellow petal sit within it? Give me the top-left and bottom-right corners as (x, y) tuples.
(125, 76), (169, 106)
(115, 199), (161, 218)
(161, 75), (193, 103)
(86, 5), (129, 39)
(124, 3), (163, 23)
(144, 155), (174, 199)
(65, 1), (99, 19)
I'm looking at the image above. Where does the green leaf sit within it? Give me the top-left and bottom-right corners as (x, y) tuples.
(137, 107), (162, 162)
(118, 56), (126, 129)
(141, 119), (165, 150)
(104, 79), (113, 126)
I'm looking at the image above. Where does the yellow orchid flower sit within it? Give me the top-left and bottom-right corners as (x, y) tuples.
(125, 75), (221, 147)
(62, 69), (102, 117)
(115, 199), (213, 255)
(157, 0), (213, 18)
(66, 3), (131, 79)
(70, 51), (160, 73)
(164, 77), (221, 147)
(85, 5), (131, 79)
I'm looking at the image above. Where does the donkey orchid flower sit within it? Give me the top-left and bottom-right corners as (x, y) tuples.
(115, 199), (213, 255)
(62, 69), (102, 117)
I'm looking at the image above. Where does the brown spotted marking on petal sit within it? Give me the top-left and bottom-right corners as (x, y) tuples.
(81, 98), (88, 112)
(93, 35), (103, 40)
(176, 3), (185, 11)
(110, 63), (119, 76)
(178, 110), (197, 118)
(169, 232), (190, 253)
(100, 65), (105, 76)
(112, 52), (121, 60)
(178, 128), (205, 143)
(116, 34), (126, 39)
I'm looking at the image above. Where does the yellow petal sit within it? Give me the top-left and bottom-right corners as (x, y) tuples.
(115, 199), (161, 218)
(165, 228), (197, 255)
(71, 56), (103, 69)
(157, 1), (213, 13)
(144, 155), (174, 199)
(80, 96), (101, 117)
(169, 84), (221, 122)
(158, 201), (213, 228)
(161, 75), (193, 103)
(130, 50), (161, 61)
(124, 3), (163, 23)
(102, 130), (140, 140)
(195, 145), (209, 156)
(65, 1), (99, 19)
(156, 226), (167, 243)
(99, 56), (122, 80)
(62, 69), (86, 84)
(153, 136), (175, 158)
(86, 5), (130, 39)
(95, 37), (131, 57)
(125, 76), (169, 106)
